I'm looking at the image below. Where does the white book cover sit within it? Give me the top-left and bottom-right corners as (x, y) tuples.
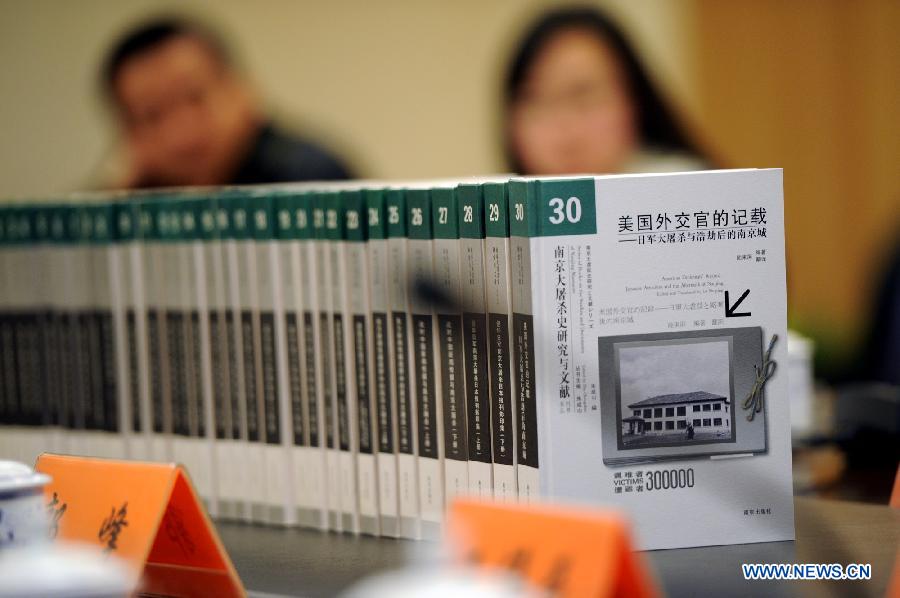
(385, 188), (420, 539)
(430, 188), (469, 507)
(405, 187), (445, 540)
(508, 169), (793, 550)
(365, 188), (400, 538)
(342, 190), (379, 536)
(455, 184), (494, 499)
(482, 182), (518, 502)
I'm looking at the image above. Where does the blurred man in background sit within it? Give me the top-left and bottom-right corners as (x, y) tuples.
(102, 17), (352, 188)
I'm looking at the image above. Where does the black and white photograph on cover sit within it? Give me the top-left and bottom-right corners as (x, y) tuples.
(618, 339), (735, 449)
(599, 327), (770, 467)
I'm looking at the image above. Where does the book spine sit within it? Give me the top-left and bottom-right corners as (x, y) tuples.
(508, 180), (541, 503)
(386, 189), (419, 540)
(329, 190), (360, 535)
(93, 204), (122, 459)
(456, 184), (493, 499)
(251, 194), (292, 526)
(344, 190), (379, 536)
(274, 195), (302, 527)
(237, 194), (268, 523)
(482, 182), (517, 502)
(406, 188), (444, 540)
(167, 201), (195, 485)
(296, 192), (326, 530)
(431, 187), (468, 507)
(313, 192), (341, 532)
(79, 208), (97, 454)
(114, 203), (142, 461)
(184, 198), (216, 513)
(201, 197), (232, 517)
(222, 195), (250, 521)
(365, 188), (399, 537)
(34, 208), (60, 456)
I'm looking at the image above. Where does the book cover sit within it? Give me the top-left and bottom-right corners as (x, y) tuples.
(510, 169), (793, 549)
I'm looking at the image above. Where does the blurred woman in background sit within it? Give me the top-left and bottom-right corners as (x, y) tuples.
(503, 6), (710, 176)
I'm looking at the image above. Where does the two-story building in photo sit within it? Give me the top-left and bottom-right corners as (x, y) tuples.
(622, 390), (731, 437)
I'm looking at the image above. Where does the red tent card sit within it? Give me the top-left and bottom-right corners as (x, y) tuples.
(448, 498), (659, 598)
(35, 453), (244, 597)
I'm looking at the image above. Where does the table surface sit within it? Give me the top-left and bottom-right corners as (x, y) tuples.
(217, 497), (900, 598)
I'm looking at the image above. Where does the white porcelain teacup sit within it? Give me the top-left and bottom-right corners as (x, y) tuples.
(0, 460), (51, 549)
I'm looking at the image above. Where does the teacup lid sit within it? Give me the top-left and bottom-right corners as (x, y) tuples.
(0, 461), (51, 493)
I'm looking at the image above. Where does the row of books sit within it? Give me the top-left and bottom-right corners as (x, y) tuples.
(0, 178), (540, 539)
(0, 170), (793, 549)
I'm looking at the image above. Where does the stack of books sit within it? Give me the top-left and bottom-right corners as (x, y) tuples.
(0, 170), (794, 549)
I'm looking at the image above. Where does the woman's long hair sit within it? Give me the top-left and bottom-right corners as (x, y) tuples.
(503, 6), (709, 173)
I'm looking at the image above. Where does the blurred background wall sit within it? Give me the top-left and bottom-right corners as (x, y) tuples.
(0, 0), (897, 371)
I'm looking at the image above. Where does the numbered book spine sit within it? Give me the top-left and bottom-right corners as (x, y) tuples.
(406, 188), (444, 539)
(456, 184), (493, 498)
(235, 193), (268, 523)
(40, 207), (64, 456)
(25, 207), (48, 463)
(328, 190), (360, 535)
(147, 198), (175, 464)
(365, 188), (400, 537)
(276, 193), (313, 528)
(73, 204), (97, 457)
(482, 182), (518, 501)
(164, 199), (195, 484)
(137, 200), (162, 463)
(508, 180), (542, 503)
(115, 201), (148, 462)
(182, 198), (216, 512)
(16, 206), (43, 463)
(1, 207), (32, 461)
(343, 190), (379, 535)
(248, 192), (291, 526)
(312, 191), (340, 531)
(88, 203), (122, 459)
(200, 196), (231, 518)
(218, 195), (248, 520)
(386, 188), (419, 539)
(295, 191), (328, 530)
(34, 207), (61, 458)
(431, 187), (469, 506)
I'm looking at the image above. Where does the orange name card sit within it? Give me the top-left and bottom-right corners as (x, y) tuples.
(35, 453), (244, 598)
(448, 499), (659, 598)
